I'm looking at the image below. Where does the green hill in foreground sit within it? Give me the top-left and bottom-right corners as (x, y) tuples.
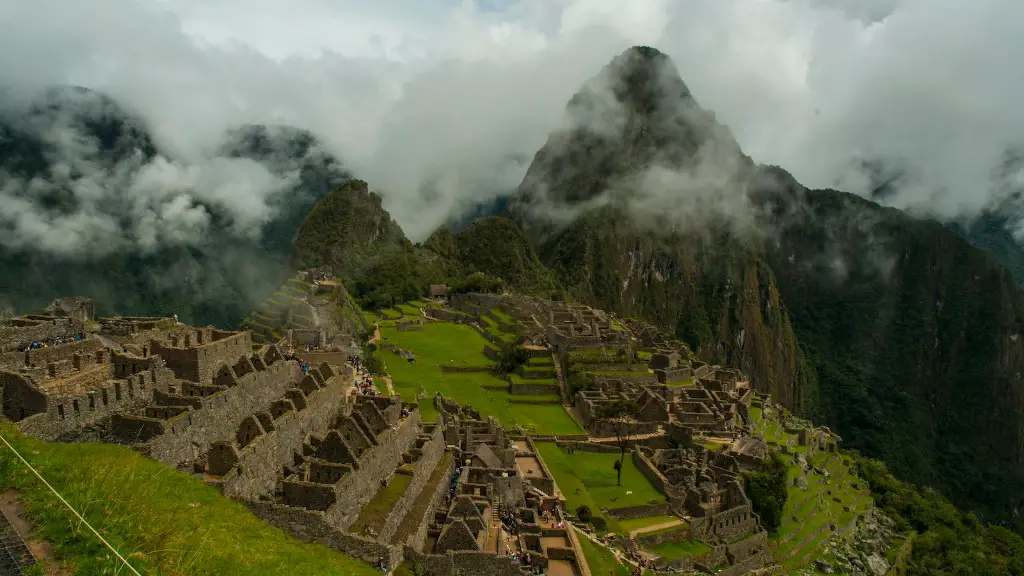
(0, 423), (376, 576)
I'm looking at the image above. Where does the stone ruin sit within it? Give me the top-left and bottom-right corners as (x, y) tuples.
(400, 395), (587, 576)
(631, 437), (774, 573)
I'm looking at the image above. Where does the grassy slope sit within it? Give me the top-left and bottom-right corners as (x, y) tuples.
(348, 473), (413, 536)
(379, 322), (582, 434)
(0, 424), (376, 576)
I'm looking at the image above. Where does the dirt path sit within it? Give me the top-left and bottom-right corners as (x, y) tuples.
(628, 517), (684, 538)
(381, 375), (395, 396)
(0, 490), (72, 575)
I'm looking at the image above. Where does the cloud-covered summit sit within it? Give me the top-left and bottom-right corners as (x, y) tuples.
(1, 0), (1022, 244)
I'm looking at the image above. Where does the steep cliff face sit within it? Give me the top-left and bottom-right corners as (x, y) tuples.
(754, 166), (1024, 521)
(537, 206), (812, 409)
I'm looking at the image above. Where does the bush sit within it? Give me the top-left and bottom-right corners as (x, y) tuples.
(493, 343), (530, 376)
(591, 516), (607, 531)
(743, 452), (788, 533)
(576, 505), (592, 523)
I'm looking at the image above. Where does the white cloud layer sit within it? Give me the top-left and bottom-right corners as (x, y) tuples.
(0, 0), (1022, 243)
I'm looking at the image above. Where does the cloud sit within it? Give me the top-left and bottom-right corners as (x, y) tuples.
(0, 0), (1022, 249)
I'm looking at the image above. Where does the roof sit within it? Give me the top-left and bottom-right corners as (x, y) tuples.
(473, 444), (502, 469)
(436, 519), (480, 552)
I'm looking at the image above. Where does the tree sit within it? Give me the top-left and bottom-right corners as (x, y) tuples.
(743, 451), (788, 533)
(576, 505), (592, 523)
(492, 343), (530, 377)
(596, 399), (642, 486)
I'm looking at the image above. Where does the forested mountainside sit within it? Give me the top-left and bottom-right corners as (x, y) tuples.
(0, 86), (348, 327)
(497, 45), (1023, 526)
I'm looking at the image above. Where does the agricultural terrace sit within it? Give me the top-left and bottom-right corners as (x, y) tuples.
(534, 442), (668, 535)
(378, 321), (583, 434)
(749, 405), (872, 572)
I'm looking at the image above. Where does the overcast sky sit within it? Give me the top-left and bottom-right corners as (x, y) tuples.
(1, 0), (1022, 240)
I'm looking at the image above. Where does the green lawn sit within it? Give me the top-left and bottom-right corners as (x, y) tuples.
(0, 424), (378, 576)
(645, 539), (711, 561)
(348, 473), (413, 536)
(535, 443), (665, 533)
(379, 323), (582, 434)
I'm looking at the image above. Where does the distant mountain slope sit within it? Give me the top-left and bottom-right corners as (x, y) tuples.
(0, 87), (348, 327)
(506, 45), (1023, 526)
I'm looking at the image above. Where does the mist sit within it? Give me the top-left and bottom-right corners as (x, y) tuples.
(1, 0), (1023, 249)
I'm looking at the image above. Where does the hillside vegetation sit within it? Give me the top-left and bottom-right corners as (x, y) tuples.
(0, 423), (377, 576)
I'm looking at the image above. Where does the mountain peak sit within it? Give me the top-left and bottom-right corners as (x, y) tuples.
(514, 45), (750, 218)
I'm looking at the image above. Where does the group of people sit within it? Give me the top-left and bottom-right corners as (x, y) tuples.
(499, 504), (523, 536)
(445, 465), (463, 503)
(23, 332), (85, 352)
(630, 556), (653, 574)
(357, 374), (381, 396)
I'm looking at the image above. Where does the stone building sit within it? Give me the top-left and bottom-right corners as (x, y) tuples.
(45, 296), (96, 324)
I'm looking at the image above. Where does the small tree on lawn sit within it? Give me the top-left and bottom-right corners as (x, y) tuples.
(597, 399), (641, 486)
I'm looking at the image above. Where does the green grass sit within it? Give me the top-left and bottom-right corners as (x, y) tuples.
(490, 307), (514, 324)
(617, 515), (681, 533)
(348, 473), (413, 536)
(575, 528), (653, 576)
(395, 303), (421, 317)
(667, 377), (694, 388)
(0, 423), (377, 576)
(645, 539), (711, 561)
(535, 442), (665, 533)
(379, 323), (582, 434)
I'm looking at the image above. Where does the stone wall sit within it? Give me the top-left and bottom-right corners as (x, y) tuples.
(15, 365), (175, 441)
(606, 503), (671, 520)
(439, 365), (491, 373)
(130, 358), (299, 468)
(725, 530), (766, 562)
(0, 316), (82, 353)
(407, 456), (457, 550)
(219, 372), (351, 499)
(379, 423), (446, 543)
(322, 412), (422, 530)
(150, 331), (252, 383)
(509, 382), (560, 395)
(587, 419), (658, 438)
(24, 338), (101, 367)
(247, 501), (402, 570)
(637, 525), (693, 547)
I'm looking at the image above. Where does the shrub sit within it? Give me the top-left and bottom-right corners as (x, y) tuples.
(576, 505), (592, 523)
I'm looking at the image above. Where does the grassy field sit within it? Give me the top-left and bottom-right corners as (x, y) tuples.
(379, 323), (582, 434)
(348, 473), (413, 536)
(0, 424), (378, 576)
(535, 442), (667, 534)
(644, 539), (711, 560)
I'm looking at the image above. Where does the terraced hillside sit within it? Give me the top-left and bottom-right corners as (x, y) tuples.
(242, 275), (366, 344)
